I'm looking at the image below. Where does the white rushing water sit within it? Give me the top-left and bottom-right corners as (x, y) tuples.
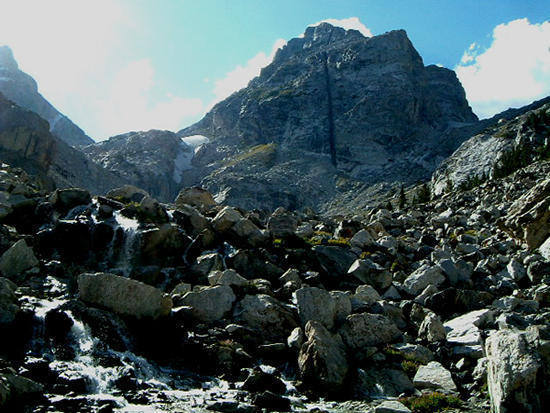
(111, 211), (140, 277)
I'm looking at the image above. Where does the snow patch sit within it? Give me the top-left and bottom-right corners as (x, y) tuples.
(182, 135), (209, 148)
(173, 142), (193, 183)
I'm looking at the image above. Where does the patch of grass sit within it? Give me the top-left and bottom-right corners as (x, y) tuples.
(224, 143), (277, 168)
(327, 237), (350, 247)
(400, 392), (462, 413)
(401, 360), (420, 378)
(360, 251), (372, 259)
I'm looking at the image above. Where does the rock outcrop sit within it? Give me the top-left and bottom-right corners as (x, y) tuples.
(0, 45), (93, 146)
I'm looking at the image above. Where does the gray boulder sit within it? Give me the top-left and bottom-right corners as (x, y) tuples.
(340, 313), (402, 349)
(298, 320), (348, 392)
(0, 277), (19, 324)
(294, 287), (336, 329)
(0, 239), (39, 282)
(180, 285), (236, 322)
(78, 272), (172, 319)
(402, 264), (445, 296)
(233, 294), (298, 340)
(348, 259), (392, 290)
(413, 361), (457, 391)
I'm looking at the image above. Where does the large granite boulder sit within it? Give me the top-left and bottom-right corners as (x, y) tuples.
(339, 313), (402, 349)
(298, 320), (348, 392)
(77, 272), (172, 319)
(0, 239), (38, 282)
(179, 285), (236, 322)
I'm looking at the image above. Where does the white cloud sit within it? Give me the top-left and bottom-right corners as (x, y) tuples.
(308, 17), (373, 38)
(211, 38), (287, 105)
(456, 18), (550, 118)
(96, 59), (203, 138)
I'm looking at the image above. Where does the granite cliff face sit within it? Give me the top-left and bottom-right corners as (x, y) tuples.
(432, 97), (550, 194)
(82, 130), (195, 202)
(180, 23), (478, 211)
(0, 92), (125, 194)
(0, 46), (94, 147)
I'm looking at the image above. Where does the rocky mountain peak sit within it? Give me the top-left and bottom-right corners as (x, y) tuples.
(179, 25), (477, 212)
(0, 45), (18, 71)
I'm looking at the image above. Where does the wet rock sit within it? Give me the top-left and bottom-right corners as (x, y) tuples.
(44, 308), (73, 342)
(233, 294), (298, 340)
(175, 187), (216, 210)
(139, 223), (191, 265)
(354, 368), (414, 399)
(0, 368), (43, 408)
(49, 187), (91, 213)
(180, 285), (236, 322)
(107, 185), (149, 203)
(78, 272), (172, 319)
(138, 196), (169, 224)
(0, 277), (18, 324)
(402, 264), (445, 296)
(242, 367), (286, 394)
(294, 286), (336, 329)
(340, 313), (402, 349)
(298, 320), (348, 393)
(413, 361), (457, 391)
(348, 259), (392, 290)
(0, 239), (38, 282)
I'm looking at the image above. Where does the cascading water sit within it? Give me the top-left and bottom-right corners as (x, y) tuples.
(110, 211), (140, 277)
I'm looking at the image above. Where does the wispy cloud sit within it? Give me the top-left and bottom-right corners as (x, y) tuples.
(96, 59), (203, 138)
(456, 18), (550, 118)
(211, 38), (287, 105)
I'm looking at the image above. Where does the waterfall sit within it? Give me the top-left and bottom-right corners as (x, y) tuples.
(111, 211), (140, 277)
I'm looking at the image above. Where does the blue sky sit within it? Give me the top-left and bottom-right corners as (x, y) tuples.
(0, 0), (549, 140)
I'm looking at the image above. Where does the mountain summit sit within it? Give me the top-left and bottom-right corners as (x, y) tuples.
(180, 23), (478, 211)
(0, 45), (94, 147)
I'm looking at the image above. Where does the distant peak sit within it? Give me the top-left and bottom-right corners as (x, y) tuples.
(0, 46), (19, 71)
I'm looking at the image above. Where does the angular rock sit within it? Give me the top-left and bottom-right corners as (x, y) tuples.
(374, 400), (411, 413)
(355, 368), (414, 399)
(212, 206), (242, 233)
(348, 259), (392, 290)
(313, 245), (357, 278)
(403, 264), (445, 296)
(294, 287), (336, 329)
(0, 239), (39, 281)
(77, 272), (172, 319)
(107, 185), (149, 204)
(233, 294), (298, 340)
(485, 328), (543, 413)
(298, 320), (348, 392)
(444, 309), (493, 356)
(418, 312), (446, 342)
(340, 313), (402, 349)
(208, 269), (248, 287)
(0, 277), (18, 324)
(413, 361), (456, 391)
(349, 229), (376, 250)
(180, 285), (236, 322)
(175, 187), (216, 210)
(268, 210), (298, 239)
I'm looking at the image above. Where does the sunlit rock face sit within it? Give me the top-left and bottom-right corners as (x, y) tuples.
(179, 23), (477, 212)
(0, 46), (94, 147)
(82, 130), (195, 202)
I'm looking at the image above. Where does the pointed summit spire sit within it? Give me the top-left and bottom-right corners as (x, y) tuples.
(0, 46), (19, 71)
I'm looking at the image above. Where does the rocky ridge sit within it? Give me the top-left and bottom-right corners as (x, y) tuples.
(0, 46), (94, 147)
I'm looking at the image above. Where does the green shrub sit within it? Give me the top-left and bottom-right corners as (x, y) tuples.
(400, 392), (462, 413)
(401, 360), (420, 378)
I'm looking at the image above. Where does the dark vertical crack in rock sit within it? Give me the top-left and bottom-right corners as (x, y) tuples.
(322, 52), (337, 167)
